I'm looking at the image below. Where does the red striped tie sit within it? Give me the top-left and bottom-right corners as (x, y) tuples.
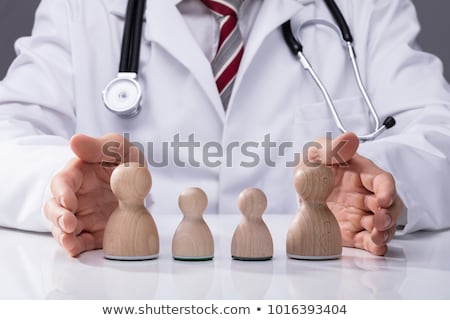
(202, 0), (244, 110)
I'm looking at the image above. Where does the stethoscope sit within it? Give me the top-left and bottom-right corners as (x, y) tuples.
(103, 0), (396, 141)
(103, 0), (146, 118)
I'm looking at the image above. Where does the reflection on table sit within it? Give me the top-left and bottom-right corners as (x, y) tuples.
(1, 214), (449, 299)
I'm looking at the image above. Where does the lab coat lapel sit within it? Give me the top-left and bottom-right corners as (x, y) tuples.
(228, 0), (313, 113)
(108, 0), (127, 17)
(144, 1), (224, 120)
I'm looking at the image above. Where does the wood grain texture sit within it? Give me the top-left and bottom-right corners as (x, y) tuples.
(286, 164), (342, 260)
(231, 188), (273, 261)
(103, 163), (159, 260)
(172, 187), (214, 260)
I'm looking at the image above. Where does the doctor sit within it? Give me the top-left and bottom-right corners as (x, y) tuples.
(0, 0), (449, 258)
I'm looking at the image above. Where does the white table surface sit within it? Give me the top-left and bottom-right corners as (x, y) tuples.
(1, 214), (449, 300)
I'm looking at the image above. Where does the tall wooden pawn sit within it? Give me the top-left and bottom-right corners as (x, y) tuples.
(231, 188), (273, 261)
(103, 163), (159, 260)
(172, 187), (214, 261)
(286, 164), (342, 260)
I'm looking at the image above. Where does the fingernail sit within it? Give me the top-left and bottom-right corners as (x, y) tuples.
(58, 233), (65, 245)
(58, 216), (66, 230)
(59, 196), (66, 208)
(384, 214), (392, 229)
(388, 197), (394, 207)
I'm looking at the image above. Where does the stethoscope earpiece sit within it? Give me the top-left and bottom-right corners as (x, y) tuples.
(383, 116), (396, 129)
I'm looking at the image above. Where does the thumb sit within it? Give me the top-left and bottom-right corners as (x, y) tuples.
(307, 132), (359, 165)
(70, 133), (144, 165)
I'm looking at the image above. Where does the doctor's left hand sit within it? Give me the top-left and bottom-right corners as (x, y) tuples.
(305, 132), (405, 256)
(44, 133), (143, 257)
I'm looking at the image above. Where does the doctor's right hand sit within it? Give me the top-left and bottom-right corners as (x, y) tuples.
(305, 132), (404, 256)
(44, 133), (143, 257)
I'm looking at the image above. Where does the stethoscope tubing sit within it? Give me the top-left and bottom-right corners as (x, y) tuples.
(120, 0), (146, 74)
(282, 0), (396, 141)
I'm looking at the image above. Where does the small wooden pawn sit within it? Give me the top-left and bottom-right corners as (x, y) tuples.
(172, 187), (214, 261)
(103, 162), (159, 260)
(231, 188), (273, 261)
(286, 164), (342, 260)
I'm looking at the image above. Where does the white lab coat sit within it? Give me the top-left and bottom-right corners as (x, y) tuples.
(0, 0), (449, 234)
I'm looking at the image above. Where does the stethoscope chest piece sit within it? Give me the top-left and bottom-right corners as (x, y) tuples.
(103, 0), (146, 118)
(103, 73), (142, 118)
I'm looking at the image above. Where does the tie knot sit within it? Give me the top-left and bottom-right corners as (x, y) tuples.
(202, 0), (243, 17)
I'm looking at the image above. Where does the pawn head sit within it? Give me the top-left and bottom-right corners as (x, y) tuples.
(178, 187), (208, 217)
(110, 162), (152, 202)
(294, 164), (334, 201)
(238, 188), (267, 218)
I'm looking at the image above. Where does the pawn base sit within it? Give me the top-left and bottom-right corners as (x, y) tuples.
(104, 254), (159, 261)
(287, 253), (341, 261)
(232, 256), (272, 261)
(173, 255), (214, 261)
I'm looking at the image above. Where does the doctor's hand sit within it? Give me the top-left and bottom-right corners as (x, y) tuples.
(44, 133), (143, 257)
(304, 132), (405, 256)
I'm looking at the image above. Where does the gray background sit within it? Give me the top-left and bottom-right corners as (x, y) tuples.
(1, 0), (450, 80)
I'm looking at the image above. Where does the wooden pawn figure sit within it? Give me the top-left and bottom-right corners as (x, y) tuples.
(172, 187), (214, 261)
(103, 162), (159, 260)
(231, 188), (273, 261)
(286, 164), (342, 260)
